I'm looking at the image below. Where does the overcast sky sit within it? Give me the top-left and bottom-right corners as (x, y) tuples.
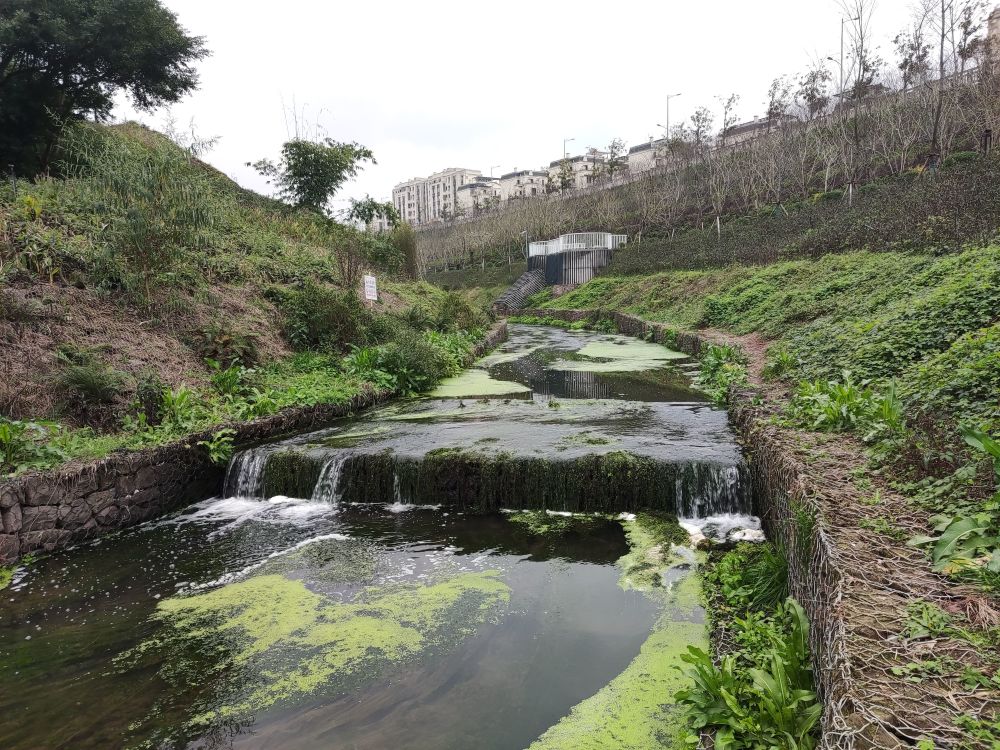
(116, 0), (920, 210)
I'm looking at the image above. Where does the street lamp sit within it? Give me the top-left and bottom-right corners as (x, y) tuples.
(831, 16), (860, 97)
(563, 137), (575, 158)
(489, 164), (500, 178)
(660, 92), (682, 140)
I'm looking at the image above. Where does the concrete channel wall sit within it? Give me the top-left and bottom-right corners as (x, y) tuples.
(0, 322), (509, 565)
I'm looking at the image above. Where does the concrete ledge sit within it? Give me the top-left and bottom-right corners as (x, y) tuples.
(0, 321), (508, 564)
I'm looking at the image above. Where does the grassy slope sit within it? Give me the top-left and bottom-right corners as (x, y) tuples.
(542, 248), (1000, 443)
(0, 123), (470, 474)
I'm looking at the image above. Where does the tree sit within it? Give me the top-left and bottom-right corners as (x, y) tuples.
(348, 195), (399, 228)
(0, 0), (207, 174)
(251, 138), (375, 214)
(605, 138), (628, 180)
(557, 158), (574, 191)
(797, 64), (833, 120)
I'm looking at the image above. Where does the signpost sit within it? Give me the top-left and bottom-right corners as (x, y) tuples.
(363, 274), (377, 307)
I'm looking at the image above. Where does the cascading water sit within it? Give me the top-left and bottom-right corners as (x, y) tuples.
(223, 447), (272, 498)
(310, 454), (350, 504)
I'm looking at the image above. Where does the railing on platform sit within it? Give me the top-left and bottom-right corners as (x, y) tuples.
(527, 232), (627, 257)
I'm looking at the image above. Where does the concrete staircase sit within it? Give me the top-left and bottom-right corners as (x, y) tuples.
(493, 269), (546, 314)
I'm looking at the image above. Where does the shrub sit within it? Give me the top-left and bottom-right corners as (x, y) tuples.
(189, 323), (259, 367)
(275, 282), (370, 352)
(434, 291), (483, 332)
(52, 345), (126, 429)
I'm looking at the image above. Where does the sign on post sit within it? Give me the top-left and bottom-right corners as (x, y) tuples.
(363, 274), (378, 304)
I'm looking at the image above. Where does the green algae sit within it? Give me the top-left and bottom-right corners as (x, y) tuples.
(428, 369), (531, 398)
(506, 510), (610, 536)
(576, 339), (688, 362)
(526, 516), (706, 750)
(121, 570), (511, 739)
(616, 512), (689, 591)
(526, 582), (705, 750)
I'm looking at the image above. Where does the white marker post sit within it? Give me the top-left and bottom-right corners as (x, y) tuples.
(363, 274), (378, 308)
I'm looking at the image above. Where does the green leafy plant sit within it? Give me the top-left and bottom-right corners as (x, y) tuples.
(197, 427), (237, 465)
(159, 386), (200, 430)
(697, 343), (749, 405)
(0, 419), (67, 475)
(787, 371), (902, 441)
(676, 598), (821, 749)
(908, 427), (1000, 574)
(705, 543), (789, 612)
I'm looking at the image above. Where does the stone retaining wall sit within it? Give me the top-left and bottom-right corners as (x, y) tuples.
(0, 321), (508, 565)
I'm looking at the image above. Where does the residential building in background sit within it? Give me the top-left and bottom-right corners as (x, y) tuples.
(627, 138), (669, 174)
(391, 168), (483, 225)
(392, 177), (426, 225)
(498, 169), (549, 200)
(546, 151), (607, 191)
(456, 178), (501, 216)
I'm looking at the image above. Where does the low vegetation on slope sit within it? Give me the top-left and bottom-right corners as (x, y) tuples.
(0, 123), (486, 476)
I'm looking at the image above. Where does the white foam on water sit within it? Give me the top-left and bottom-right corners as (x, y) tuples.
(679, 513), (761, 543)
(181, 531), (352, 593)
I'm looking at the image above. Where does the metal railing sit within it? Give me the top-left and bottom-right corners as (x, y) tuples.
(528, 232), (627, 257)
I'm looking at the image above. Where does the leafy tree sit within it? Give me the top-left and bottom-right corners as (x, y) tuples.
(605, 138), (627, 180)
(251, 138), (375, 214)
(0, 0), (207, 174)
(348, 195), (399, 228)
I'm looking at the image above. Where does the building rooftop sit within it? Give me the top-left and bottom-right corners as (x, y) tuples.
(500, 169), (548, 179)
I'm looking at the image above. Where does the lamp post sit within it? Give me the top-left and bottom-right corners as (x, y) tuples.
(661, 92), (682, 140)
(830, 16), (859, 98)
(489, 164), (500, 178)
(563, 137), (575, 158)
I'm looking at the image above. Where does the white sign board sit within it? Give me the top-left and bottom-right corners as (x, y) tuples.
(363, 274), (377, 302)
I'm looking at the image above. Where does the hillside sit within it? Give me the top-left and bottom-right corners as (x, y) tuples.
(0, 123), (486, 476)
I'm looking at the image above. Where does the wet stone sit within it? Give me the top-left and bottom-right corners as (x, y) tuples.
(21, 505), (59, 531)
(58, 500), (93, 530)
(1, 504), (22, 534)
(0, 484), (22, 509)
(19, 528), (72, 554)
(0, 533), (17, 563)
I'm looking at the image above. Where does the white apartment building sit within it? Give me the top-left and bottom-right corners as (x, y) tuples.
(391, 168), (483, 225)
(627, 138), (669, 174)
(393, 177), (426, 225)
(456, 179), (501, 215)
(499, 169), (549, 200)
(546, 152), (608, 191)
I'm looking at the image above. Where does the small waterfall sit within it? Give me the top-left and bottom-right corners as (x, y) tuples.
(224, 448), (271, 498)
(311, 454), (350, 504)
(675, 463), (749, 519)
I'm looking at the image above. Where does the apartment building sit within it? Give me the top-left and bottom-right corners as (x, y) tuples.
(498, 169), (549, 200)
(627, 138), (669, 174)
(391, 168), (483, 225)
(392, 177), (426, 225)
(546, 151), (608, 191)
(456, 179), (501, 215)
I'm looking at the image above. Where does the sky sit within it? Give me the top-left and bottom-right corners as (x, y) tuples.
(115, 0), (921, 211)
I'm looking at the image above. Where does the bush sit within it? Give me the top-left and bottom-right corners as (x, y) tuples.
(705, 542), (789, 613)
(434, 291), (484, 332)
(275, 282), (370, 352)
(52, 345), (127, 429)
(189, 323), (259, 367)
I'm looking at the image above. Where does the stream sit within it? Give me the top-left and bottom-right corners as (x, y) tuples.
(0, 324), (757, 750)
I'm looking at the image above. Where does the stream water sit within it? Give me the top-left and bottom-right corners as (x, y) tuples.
(0, 325), (756, 750)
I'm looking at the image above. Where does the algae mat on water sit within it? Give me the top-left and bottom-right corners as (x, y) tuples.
(118, 570), (510, 743)
(526, 514), (705, 750)
(429, 368), (532, 398)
